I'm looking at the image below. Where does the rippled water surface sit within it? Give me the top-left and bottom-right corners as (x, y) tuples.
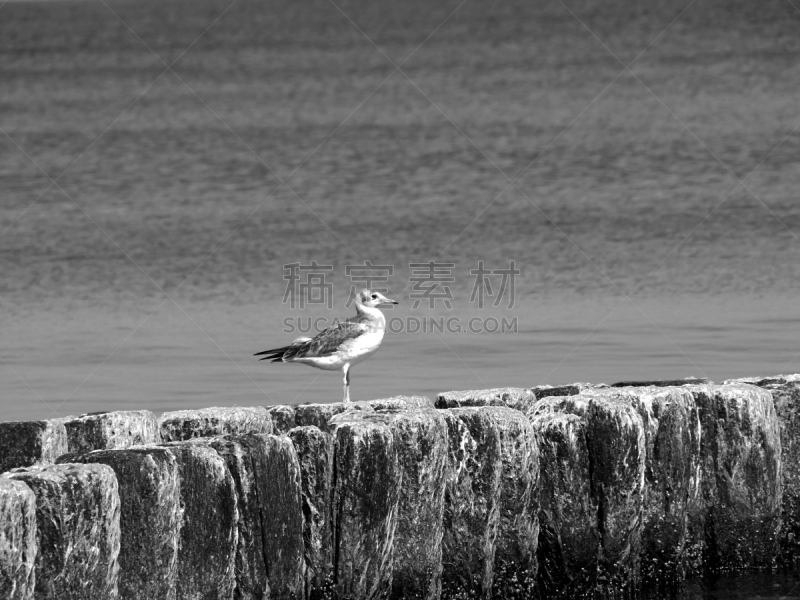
(1, 5), (799, 419)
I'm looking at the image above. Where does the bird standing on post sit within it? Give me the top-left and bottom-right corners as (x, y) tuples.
(254, 289), (399, 402)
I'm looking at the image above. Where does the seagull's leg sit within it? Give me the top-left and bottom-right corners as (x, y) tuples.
(342, 364), (351, 403)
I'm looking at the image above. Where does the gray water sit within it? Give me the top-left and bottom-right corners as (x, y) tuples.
(2, 0), (799, 424)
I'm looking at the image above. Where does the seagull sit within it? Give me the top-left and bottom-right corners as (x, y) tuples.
(254, 289), (399, 403)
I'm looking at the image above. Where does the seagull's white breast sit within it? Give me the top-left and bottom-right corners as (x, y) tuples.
(338, 326), (385, 365)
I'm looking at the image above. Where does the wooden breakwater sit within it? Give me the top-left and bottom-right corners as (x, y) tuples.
(0, 375), (798, 599)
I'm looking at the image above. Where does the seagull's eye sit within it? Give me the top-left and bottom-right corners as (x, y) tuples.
(371, 294), (378, 299)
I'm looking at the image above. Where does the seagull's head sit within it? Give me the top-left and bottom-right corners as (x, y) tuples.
(356, 289), (399, 309)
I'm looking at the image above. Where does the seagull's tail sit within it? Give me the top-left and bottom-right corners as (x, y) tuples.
(254, 337), (312, 362)
(253, 347), (290, 362)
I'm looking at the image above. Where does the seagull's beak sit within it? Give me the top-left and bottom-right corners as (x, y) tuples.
(379, 295), (399, 305)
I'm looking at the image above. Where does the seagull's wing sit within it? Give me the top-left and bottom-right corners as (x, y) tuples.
(254, 337), (312, 362)
(255, 320), (368, 362)
(291, 320), (369, 359)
